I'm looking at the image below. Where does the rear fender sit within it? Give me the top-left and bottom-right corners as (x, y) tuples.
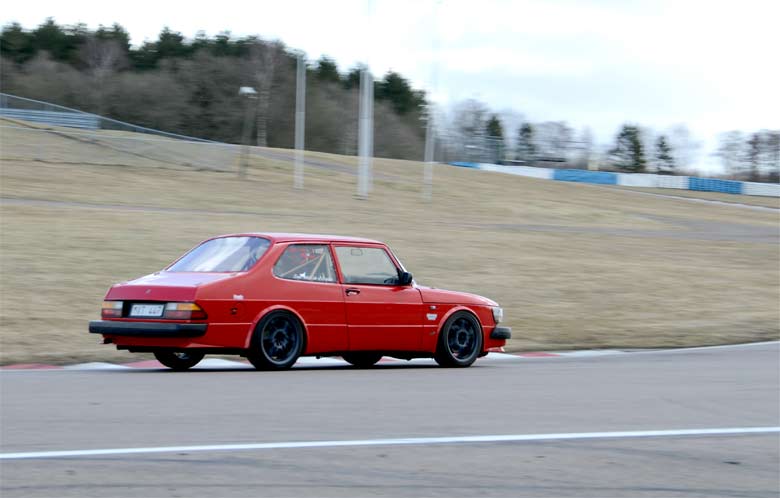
(244, 305), (309, 351)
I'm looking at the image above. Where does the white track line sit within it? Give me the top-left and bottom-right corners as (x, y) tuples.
(2, 427), (777, 460)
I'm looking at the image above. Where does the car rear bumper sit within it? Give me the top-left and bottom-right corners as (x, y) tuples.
(89, 320), (208, 337)
(490, 326), (511, 340)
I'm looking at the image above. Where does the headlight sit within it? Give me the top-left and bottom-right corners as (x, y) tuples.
(492, 306), (503, 324)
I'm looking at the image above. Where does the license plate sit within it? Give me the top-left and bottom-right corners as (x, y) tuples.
(129, 304), (164, 317)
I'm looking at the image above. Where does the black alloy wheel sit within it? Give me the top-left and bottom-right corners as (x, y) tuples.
(342, 352), (383, 368)
(154, 350), (205, 371)
(248, 312), (304, 370)
(434, 312), (483, 367)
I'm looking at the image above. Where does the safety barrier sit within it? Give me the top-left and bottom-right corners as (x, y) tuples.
(452, 162), (780, 198)
(552, 169), (617, 185)
(688, 177), (743, 194)
(0, 108), (99, 129)
(743, 182), (780, 197)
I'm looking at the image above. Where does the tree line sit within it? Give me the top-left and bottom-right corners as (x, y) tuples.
(440, 99), (779, 182)
(0, 19), (427, 160)
(2, 20), (778, 180)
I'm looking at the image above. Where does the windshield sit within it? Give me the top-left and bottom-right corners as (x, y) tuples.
(167, 236), (270, 272)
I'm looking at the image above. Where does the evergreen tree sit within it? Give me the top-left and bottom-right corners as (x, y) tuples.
(746, 133), (762, 181)
(610, 124), (646, 172)
(375, 71), (425, 115)
(654, 135), (675, 174)
(314, 56), (340, 84)
(1, 23), (35, 63)
(485, 114), (505, 163)
(516, 123), (537, 163)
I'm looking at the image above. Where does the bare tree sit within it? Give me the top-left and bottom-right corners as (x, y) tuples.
(79, 36), (127, 115)
(716, 131), (745, 178)
(668, 124), (701, 171)
(248, 40), (285, 147)
(575, 127), (593, 169)
(535, 121), (573, 163)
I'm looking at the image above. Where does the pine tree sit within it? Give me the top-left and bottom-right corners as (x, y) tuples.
(485, 114), (505, 163)
(516, 123), (536, 163)
(654, 135), (675, 174)
(610, 124), (646, 172)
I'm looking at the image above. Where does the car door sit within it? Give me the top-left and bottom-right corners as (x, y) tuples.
(333, 244), (423, 351)
(270, 243), (348, 354)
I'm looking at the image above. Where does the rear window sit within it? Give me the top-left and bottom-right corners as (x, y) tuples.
(167, 236), (270, 272)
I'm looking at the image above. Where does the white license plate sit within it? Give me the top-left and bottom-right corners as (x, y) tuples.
(129, 304), (164, 317)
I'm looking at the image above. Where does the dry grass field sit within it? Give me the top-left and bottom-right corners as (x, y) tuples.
(1, 122), (778, 364)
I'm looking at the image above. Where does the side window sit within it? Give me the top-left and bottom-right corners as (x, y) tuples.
(273, 244), (337, 283)
(335, 246), (399, 285)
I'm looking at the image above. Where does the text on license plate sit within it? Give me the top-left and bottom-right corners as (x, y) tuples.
(130, 304), (164, 317)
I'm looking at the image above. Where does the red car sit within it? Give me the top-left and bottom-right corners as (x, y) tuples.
(89, 233), (510, 370)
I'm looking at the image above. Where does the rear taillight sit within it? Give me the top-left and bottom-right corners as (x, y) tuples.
(101, 301), (123, 318)
(164, 302), (207, 320)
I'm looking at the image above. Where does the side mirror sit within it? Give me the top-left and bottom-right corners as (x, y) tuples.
(398, 271), (413, 286)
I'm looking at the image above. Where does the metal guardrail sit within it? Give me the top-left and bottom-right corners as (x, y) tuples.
(0, 109), (99, 129)
(0, 93), (215, 143)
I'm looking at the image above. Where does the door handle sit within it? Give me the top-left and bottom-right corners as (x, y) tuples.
(345, 288), (361, 296)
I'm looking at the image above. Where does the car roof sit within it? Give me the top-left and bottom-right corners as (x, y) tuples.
(214, 232), (385, 245)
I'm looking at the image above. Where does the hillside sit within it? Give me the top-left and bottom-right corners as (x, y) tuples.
(1, 122), (778, 364)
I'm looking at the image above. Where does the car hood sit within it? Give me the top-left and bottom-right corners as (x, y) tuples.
(105, 272), (235, 301)
(416, 286), (497, 307)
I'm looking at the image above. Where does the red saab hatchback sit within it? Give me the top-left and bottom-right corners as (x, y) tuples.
(90, 233), (510, 370)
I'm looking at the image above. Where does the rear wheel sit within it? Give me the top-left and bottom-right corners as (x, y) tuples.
(247, 312), (304, 370)
(342, 352), (383, 368)
(434, 312), (483, 368)
(154, 351), (205, 371)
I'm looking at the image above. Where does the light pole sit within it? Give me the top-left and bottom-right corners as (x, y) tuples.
(423, 0), (442, 201)
(357, 67), (373, 199)
(294, 53), (306, 190)
(238, 86), (257, 178)
(356, 0), (374, 199)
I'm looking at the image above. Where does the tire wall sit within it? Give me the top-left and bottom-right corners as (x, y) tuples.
(456, 163), (780, 198)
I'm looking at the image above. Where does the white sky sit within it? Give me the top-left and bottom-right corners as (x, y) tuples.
(4, 0), (779, 171)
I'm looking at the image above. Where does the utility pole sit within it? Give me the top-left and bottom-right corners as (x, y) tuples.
(423, 107), (434, 201)
(423, 0), (441, 200)
(357, 67), (373, 199)
(357, 0), (374, 199)
(294, 54), (306, 190)
(238, 86), (257, 178)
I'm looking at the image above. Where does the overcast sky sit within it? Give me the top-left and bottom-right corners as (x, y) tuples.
(4, 0), (779, 171)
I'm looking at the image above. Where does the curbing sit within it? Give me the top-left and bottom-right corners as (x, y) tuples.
(2, 341), (776, 371)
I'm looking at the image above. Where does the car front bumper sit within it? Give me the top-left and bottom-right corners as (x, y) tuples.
(89, 320), (208, 338)
(490, 326), (512, 340)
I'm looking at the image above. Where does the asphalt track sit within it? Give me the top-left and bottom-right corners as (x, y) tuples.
(1, 343), (778, 497)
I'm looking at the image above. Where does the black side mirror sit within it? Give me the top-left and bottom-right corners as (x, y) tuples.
(398, 271), (413, 286)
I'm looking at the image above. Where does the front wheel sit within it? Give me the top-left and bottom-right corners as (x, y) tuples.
(154, 351), (205, 371)
(342, 352), (383, 368)
(434, 312), (483, 368)
(247, 312), (305, 370)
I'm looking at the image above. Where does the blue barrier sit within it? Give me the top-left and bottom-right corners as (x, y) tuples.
(688, 177), (743, 194)
(552, 169), (618, 185)
(449, 162), (481, 169)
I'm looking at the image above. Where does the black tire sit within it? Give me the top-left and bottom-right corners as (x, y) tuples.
(153, 351), (205, 371)
(247, 312), (305, 370)
(342, 352), (383, 368)
(433, 311), (483, 368)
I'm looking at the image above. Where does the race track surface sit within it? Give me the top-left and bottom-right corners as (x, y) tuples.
(1, 343), (778, 497)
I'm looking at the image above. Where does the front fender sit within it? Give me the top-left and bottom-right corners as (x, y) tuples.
(422, 305), (483, 353)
